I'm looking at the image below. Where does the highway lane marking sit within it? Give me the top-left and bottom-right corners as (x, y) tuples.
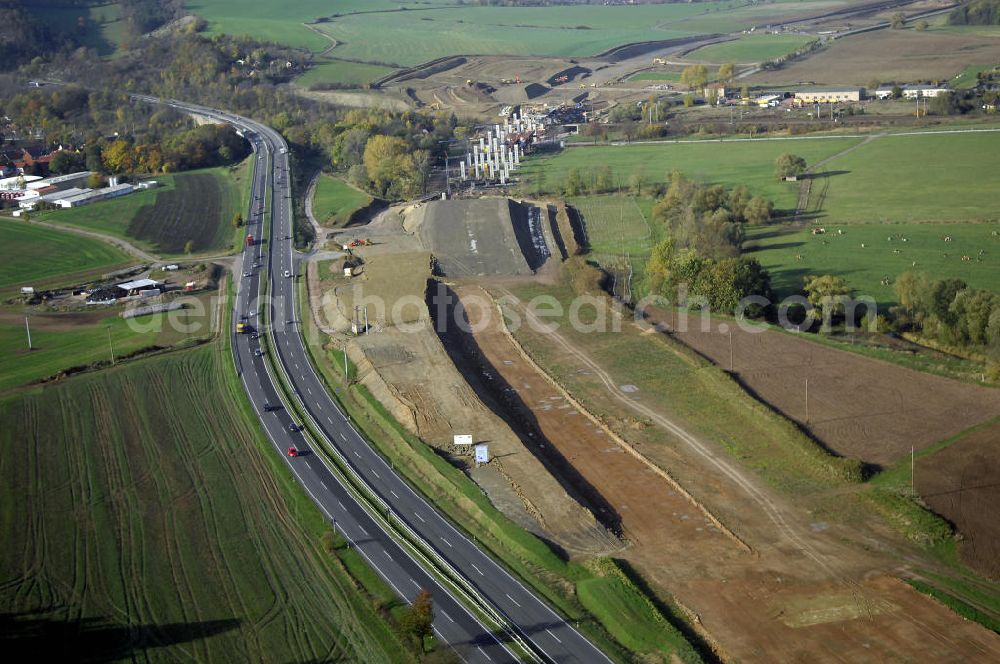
(504, 593), (521, 608)
(337, 500), (345, 510)
(476, 646), (494, 662)
(327, 417), (333, 423)
(307, 388), (313, 395)
(546, 628), (562, 644)
(358, 525), (369, 536)
(382, 550), (392, 560)
(441, 537), (453, 548)
(409, 578), (422, 590)
(390, 490), (399, 498)
(471, 563), (484, 576)
(372, 470), (380, 479)
(340, 433), (347, 441)
(414, 512), (425, 523)
(440, 609), (454, 623)
(320, 480), (328, 490)
(353, 450), (361, 458)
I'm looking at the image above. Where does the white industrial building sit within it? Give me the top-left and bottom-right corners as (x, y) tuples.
(27, 171), (92, 190)
(874, 85), (950, 100)
(18, 182), (134, 210)
(57, 183), (133, 208)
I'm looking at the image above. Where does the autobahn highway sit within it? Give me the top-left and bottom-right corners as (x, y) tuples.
(135, 96), (613, 664)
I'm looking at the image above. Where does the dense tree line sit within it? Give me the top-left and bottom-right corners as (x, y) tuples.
(0, 4), (79, 71)
(893, 273), (1000, 353)
(0, 84), (192, 148)
(0, 83), (248, 175)
(651, 170), (772, 259)
(646, 236), (772, 316)
(642, 171), (775, 316)
(948, 0), (1000, 25)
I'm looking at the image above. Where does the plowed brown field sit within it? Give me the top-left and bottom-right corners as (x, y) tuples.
(646, 307), (1000, 468)
(917, 422), (1000, 580)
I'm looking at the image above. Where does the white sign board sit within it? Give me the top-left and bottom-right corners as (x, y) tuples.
(474, 443), (489, 464)
(453, 434), (473, 446)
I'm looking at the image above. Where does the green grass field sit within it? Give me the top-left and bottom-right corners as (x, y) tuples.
(0, 344), (411, 662)
(0, 294), (217, 392)
(297, 60), (395, 88)
(311, 175), (373, 227)
(28, 3), (125, 56)
(571, 195), (658, 296)
(748, 221), (1000, 305)
(189, 0), (836, 66)
(807, 132), (1000, 224)
(685, 33), (814, 63)
(527, 137), (859, 212)
(950, 64), (995, 89)
(0, 218), (131, 294)
(41, 160), (250, 257)
(540, 130), (1000, 303)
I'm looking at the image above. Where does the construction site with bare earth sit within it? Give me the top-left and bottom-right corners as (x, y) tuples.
(305, 194), (1000, 663)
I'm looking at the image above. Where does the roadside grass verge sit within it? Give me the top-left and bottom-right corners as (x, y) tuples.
(311, 174), (374, 227)
(906, 580), (1000, 634)
(578, 558), (701, 662)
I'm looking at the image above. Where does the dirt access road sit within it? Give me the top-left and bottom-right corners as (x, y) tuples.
(447, 284), (740, 553)
(485, 286), (1000, 663)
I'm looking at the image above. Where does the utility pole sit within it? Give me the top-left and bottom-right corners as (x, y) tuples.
(24, 315), (32, 351)
(911, 446), (915, 494)
(729, 328), (734, 372)
(107, 325), (116, 365)
(444, 151), (450, 196)
(364, 306), (369, 335)
(804, 377), (809, 424)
